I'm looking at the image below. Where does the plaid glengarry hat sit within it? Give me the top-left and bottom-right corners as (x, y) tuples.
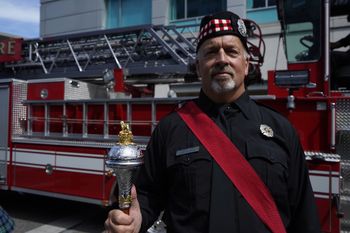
(196, 11), (248, 52)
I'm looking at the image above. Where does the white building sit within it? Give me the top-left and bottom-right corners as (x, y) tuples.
(39, 0), (350, 81)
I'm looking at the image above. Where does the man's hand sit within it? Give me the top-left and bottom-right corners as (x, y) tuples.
(105, 186), (142, 233)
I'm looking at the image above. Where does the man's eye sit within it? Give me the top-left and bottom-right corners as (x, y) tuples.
(205, 50), (216, 55)
(226, 49), (239, 55)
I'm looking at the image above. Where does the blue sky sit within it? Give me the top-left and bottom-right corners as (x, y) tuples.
(0, 0), (40, 38)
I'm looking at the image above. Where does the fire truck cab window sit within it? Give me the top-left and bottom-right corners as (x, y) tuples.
(330, 15), (350, 90)
(280, 0), (321, 63)
(170, 0), (226, 20)
(284, 22), (320, 62)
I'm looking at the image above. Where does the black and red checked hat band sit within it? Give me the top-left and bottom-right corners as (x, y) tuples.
(196, 11), (248, 52)
(198, 19), (234, 42)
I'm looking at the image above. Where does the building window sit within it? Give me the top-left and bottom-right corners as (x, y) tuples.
(247, 0), (276, 9)
(170, 0), (226, 20)
(246, 0), (278, 24)
(106, 0), (151, 28)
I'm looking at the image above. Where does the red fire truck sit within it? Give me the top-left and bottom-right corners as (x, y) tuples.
(0, 0), (349, 232)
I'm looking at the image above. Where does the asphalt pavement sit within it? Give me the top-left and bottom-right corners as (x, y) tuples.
(0, 190), (107, 233)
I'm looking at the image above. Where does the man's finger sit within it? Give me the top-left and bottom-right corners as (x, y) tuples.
(130, 185), (140, 210)
(108, 209), (133, 225)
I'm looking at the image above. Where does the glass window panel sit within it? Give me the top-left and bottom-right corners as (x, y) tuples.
(106, 0), (119, 28)
(247, 0), (254, 9)
(285, 22), (320, 62)
(170, 0), (185, 19)
(268, 0), (276, 6)
(281, 0), (321, 62)
(187, 0), (225, 18)
(253, 0), (265, 8)
(171, 0), (226, 19)
(120, 0), (151, 26)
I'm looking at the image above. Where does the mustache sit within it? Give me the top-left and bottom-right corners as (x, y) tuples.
(210, 65), (234, 76)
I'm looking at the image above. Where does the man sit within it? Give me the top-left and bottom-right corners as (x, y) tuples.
(105, 11), (321, 233)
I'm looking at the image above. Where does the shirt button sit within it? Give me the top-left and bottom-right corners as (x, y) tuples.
(224, 106), (231, 114)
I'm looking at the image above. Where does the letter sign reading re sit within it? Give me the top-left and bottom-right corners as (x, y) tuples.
(0, 38), (22, 62)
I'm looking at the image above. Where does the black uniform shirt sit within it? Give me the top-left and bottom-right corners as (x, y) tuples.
(136, 90), (321, 233)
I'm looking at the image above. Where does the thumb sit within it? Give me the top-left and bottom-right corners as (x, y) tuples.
(129, 185), (142, 232)
(130, 185), (140, 211)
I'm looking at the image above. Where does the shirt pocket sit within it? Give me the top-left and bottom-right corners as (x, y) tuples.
(246, 141), (289, 202)
(167, 146), (211, 201)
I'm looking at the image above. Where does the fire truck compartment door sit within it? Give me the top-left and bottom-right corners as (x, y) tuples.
(0, 85), (9, 184)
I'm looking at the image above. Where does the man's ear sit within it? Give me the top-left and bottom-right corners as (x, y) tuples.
(244, 57), (249, 76)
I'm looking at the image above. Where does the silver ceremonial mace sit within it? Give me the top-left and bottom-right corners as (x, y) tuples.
(106, 121), (144, 214)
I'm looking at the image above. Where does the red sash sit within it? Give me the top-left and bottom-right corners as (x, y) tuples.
(177, 101), (286, 233)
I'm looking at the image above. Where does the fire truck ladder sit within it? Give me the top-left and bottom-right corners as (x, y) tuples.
(3, 24), (198, 81)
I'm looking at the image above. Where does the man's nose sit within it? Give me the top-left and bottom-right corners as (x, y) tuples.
(215, 49), (229, 64)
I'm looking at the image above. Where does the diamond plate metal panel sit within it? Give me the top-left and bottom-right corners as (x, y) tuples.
(12, 81), (27, 136)
(305, 151), (340, 162)
(336, 100), (350, 131)
(336, 100), (350, 162)
(342, 161), (350, 194)
(341, 161), (350, 231)
(337, 131), (350, 160)
(341, 196), (350, 231)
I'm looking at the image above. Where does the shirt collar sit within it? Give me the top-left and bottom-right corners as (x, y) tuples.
(196, 89), (253, 120)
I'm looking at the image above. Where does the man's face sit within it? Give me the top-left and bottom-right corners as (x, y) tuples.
(196, 35), (249, 103)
